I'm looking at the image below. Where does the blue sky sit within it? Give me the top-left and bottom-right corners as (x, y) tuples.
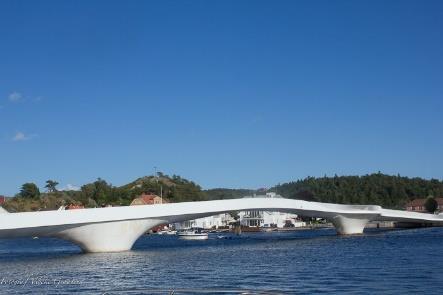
(0, 0), (442, 195)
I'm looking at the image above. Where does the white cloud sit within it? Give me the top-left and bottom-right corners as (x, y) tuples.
(65, 184), (80, 191)
(13, 132), (26, 141)
(12, 132), (36, 141)
(8, 92), (22, 102)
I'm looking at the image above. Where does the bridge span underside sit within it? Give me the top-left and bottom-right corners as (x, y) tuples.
(1, 198), (442, 253)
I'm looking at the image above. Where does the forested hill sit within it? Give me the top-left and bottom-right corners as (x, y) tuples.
(4, 174), (208, 212)
(272, 173), (443, 209)
(4, 173), (443, 212)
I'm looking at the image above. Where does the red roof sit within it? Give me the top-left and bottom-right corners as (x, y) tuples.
(130, 193), (169, 206)
(406, 197), (443, 207)
(138, 193), (158, 204)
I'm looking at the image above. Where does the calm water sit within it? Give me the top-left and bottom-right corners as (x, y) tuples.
(0, 228), (442, 294)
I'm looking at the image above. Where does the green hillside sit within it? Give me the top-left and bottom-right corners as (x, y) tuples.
(272, 173), (443, 209)
(4, 174), (207, 212)
(3, 173), (443, 212)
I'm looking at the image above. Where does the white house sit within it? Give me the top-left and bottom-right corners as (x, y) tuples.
(174, 192), (304, 229)
(174, 213), (234, 230)
(239, 192), (303, 228)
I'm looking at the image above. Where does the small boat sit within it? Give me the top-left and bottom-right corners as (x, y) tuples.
(158, 230), (177, 235)
(177, 229), (208, 240)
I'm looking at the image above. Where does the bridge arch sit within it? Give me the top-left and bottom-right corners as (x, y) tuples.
(1, 198), (442, 253)
(52, 211), (371, 253)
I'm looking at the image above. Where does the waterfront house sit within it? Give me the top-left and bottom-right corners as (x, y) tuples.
(130, 193), (168, 206)
(175, 213), (234, 230)
(239, 192), (301, 228)
(405, 197), (443, 212)
(175, 192), (303, 230)
(0, 195), (5, 206)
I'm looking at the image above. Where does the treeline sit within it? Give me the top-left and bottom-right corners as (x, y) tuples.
(119, 174), (207, 203)
(272, 173), (443, 209)
(73, 174), (207, 205)
(4, 174), (208, 212)
(5, 173), (443, 212)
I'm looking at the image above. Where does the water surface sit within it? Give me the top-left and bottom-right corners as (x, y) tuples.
(0, 228), (442, 294)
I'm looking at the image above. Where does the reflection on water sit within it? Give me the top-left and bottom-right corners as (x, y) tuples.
(1, 228), (443, 294)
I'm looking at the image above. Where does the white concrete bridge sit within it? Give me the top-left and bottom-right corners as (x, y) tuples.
(1, 198), (442, 253)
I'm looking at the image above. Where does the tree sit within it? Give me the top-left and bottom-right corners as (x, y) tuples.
(19, 183), (40, 198)
(92, 178), (111, 205)
(271, 173), (443, 209)
(79, 178), (113, 206)
(45, 180), (59, 193)
(424, 196), (438, 213)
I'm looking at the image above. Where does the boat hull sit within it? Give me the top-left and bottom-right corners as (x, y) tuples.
(178, 233), (208, 240)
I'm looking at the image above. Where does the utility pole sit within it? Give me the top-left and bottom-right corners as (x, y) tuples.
(153, 166), (163, 204)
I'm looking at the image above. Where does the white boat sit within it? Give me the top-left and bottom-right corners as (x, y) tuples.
(157, 230), (177, 235)
(177, 230), (208, 240)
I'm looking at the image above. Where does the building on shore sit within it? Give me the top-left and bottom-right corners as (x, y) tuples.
(175, 213), (234, 230)
(405, 197), (443, 212)
(239, 192), (302, 228)
(174, 192), (304, 230)
(0, 195), (6, 206)
(130, 193), (168, 206)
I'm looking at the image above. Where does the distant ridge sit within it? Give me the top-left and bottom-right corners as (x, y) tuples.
(272, 173), (443, 209)
(3, 173), (443, 212)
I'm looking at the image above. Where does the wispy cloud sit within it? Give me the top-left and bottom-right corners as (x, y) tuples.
(12, 131), (37, 141)
(8, 91), (22, 102)
(64, 184), (80, 191)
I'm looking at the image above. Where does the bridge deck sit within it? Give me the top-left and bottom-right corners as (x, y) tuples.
(0, 198), (442, 236)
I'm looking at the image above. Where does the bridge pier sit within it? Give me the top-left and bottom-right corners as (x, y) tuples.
(330, 215), (370, 235)
(53, 219), (164, 253)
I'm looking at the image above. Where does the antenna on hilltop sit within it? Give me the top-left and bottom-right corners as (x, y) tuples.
(153, 166), (163, 204)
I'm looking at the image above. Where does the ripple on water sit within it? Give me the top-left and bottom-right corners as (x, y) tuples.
(1, 228), (443, 294)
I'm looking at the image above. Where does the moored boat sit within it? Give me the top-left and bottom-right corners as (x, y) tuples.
(158, 230), (177, 235)
(177, 229), (208, 240)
